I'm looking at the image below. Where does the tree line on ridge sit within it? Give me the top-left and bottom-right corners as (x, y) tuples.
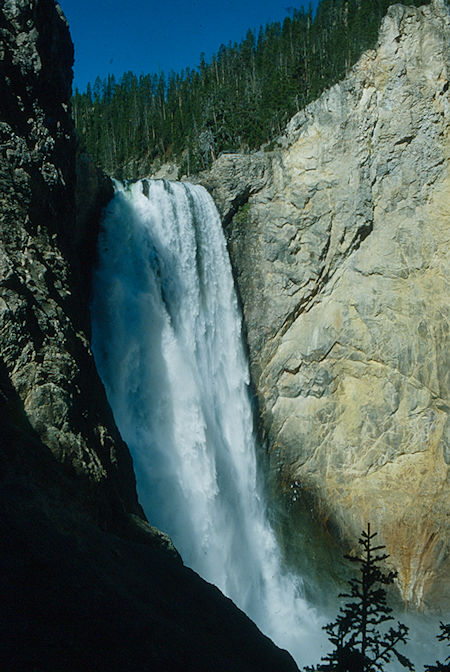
(71, 0), (431, 178)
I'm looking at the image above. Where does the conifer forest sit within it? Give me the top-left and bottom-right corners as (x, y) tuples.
(72, 0), (433, 178)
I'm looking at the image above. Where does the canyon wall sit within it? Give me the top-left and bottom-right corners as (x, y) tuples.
(0, 0), (144, 530)
(0, 2), (299, 669)
(201, 0), (449, 608)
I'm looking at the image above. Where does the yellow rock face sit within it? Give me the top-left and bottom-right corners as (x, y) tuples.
(222, 2), (449, 607)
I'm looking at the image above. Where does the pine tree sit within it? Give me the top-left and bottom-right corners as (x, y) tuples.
(312, 524), (414, 672)
(424, 623), (450, 672)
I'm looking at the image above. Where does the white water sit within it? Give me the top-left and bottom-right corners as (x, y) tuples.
(90, 179), (326, 665)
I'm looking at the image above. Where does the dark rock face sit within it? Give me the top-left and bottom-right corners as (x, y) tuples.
(0, 0), (142, 530)
(0, 2), (299, 669)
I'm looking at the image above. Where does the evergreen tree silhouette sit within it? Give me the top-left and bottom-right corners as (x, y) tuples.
(310, 523), (414, 672)
(424, 622), (450, 672)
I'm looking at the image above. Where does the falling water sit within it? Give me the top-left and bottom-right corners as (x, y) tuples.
(90, 179), (326, 665)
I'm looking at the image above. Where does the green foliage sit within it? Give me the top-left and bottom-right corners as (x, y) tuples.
(309, 524), (413, 672)
(424, 622), (450, 672)
(234, 202), (251, 226)
(72, 0), (431, 177)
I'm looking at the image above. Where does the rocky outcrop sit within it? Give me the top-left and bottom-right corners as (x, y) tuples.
(0, 2), (300, 669)
(202, 0), (449, 608)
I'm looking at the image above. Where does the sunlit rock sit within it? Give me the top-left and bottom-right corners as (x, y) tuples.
(203, 0), (450, 609)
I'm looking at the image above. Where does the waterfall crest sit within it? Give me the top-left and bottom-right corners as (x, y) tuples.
(91, 179), (325, 663)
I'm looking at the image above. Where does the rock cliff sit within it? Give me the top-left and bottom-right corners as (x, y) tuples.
(0, 2), (299, 669)
(0, 0), (144, 530)
(201, 0), (449, 609)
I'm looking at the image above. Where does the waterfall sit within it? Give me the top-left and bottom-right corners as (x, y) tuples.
(91, 179), (447, 669)
(90, 179), (326, 665)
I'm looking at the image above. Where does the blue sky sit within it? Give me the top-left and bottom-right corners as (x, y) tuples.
(58, 0), (319, 92)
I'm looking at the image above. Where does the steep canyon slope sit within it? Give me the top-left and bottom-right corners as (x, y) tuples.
(0, 1), (299, 669)
(201, 0), (450, 609)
